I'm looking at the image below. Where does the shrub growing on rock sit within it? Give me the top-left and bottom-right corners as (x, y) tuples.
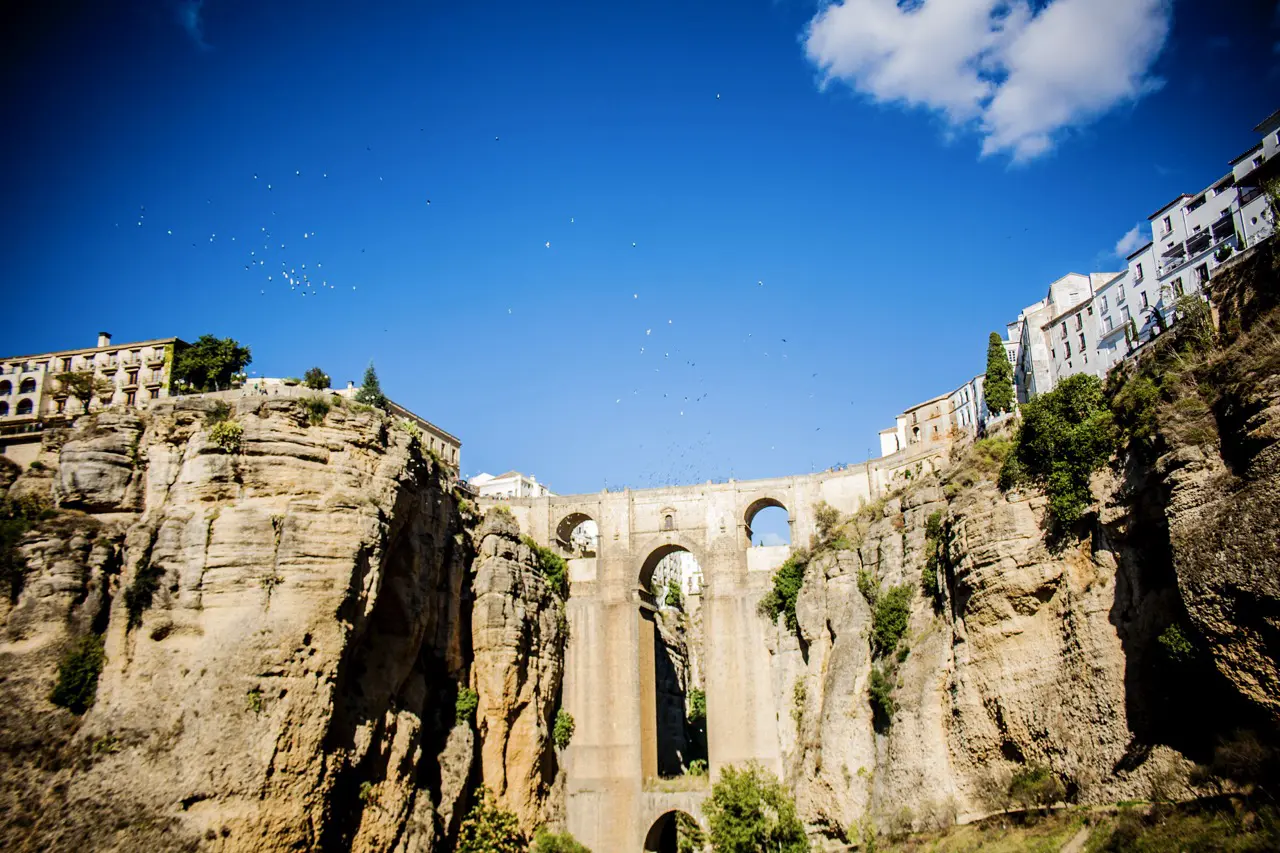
(533, 827), (591, 853)
(457, 787), (524, 853)
(702, 762), (808, 853)
(50, 634), (105, 714)
(522, 535), (569, 597)
(871, 583), (912, 657)
(553, 709), (575, 749)
(455, 687), (479, 725)
(758, 551), (808, 633)
(209, 419), (243, 453)
(1007, 764), (1065, 811)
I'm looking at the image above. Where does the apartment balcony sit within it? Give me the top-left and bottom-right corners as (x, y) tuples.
(146, 354), (165, 368)
(119, 357), (141, 368)
(144, 372), (162, 387)
(122, 375), (140, 389)
(100, 361), (118, 374)
(1158, 252), (1188, 277)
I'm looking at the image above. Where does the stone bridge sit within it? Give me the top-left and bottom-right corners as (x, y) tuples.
(494, 448), (943, 850)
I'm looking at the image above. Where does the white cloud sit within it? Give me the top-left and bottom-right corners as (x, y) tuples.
(804, 0), (1171, 161)
(178, 0), (210, 49)
(1114, 223), (1145, 258)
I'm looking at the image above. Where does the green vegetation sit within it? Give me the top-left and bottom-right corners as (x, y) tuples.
(676, 811), (707, 853)
(687, 687), (706, 725)
(857, 568), (877, 604)
(688, 759), (708, 777)
(209, 419), (244, 453)
(358, 781), (378, 805)
(55, 371), (114, 413)
(1, 494), (53, 603)
(922, 510), (945, 604)
(702, 761), (809, 853)
(49, 634), (105, 714)
(246, 687), (264, 715)
(457, 787), (525, 853)
(868, 664), (895, 732)
(985, 331), (1015, 414)
(456, 687), (479, 725)
(871, 583), (912, 657)
(1008, 764), (1065, 811)
(354, 361), (387, 409)
(522, 535), (569, 597)
(757, 550), (808, 633)
(301, 396), (330, 426)
(532, 827), (592, 853)
(791, 680), (807, 727)
(553, 709), (575, 749)
(395, 417), (422, 444)
(302, 367), (330, 390)
(1158, 623), (1196, 666)
(813, 500), (841, 541)
(999, 374), (1118, 531)
(1088, 803), (1280, 853)
(172, 335), (251, 393)
(665, 577), (683, 609)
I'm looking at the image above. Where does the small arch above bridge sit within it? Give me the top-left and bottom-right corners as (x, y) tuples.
(555, 511), (598, 557)
(743, 496), (791, 548)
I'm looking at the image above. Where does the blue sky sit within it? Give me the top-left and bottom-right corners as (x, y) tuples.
(1, 0), (1277, 495)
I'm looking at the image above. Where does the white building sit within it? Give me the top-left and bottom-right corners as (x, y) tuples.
(878, 374), (987, 457)
(470, 470), (555, 499)
(1009, 272), (1116, 403)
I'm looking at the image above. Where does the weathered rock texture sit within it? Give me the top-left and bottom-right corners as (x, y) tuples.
(0, 396), (564, 852)
(769, 245), (1280, 845)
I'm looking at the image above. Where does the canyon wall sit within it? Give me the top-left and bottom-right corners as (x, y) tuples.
(767, 245), (1280, 844)
(0, 396), (564, 853)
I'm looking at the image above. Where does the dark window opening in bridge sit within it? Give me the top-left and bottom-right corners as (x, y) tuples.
(663, 513), (674, 531)
(638, 546), (707, 780)
(554, 512), (598, 558)
(643, 810), (705, 853)
(744, 498), (790, 549)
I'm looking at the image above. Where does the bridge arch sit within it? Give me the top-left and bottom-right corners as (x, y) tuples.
(743, 496), (791, 548)
(638, 541), (703, 591)
(554, 511), (598, 557)
(642, 808), (706, 852)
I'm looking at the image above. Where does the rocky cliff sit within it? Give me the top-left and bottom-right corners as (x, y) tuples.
(768, 244), (1280, 844)
(0, 396), (565, 852)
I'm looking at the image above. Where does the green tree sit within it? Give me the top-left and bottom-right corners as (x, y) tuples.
(553, 709), (575, 749)
(457, 788), (525, 853)
(999, 373), (1119, 530)
(533, 828), (592, 853)
(55, 371), (114, 414)
(354, 361), (387, 409)
(984, 332), (1015, 414)
(757, 551), (808, 634)
(172, 335), (251, 392)
(303, 366), (330, 390)
(702, 762), (809, 853)
(871, 583), (912, 657)
(50, 634), (105, 714)
(456, 687), (479, 725)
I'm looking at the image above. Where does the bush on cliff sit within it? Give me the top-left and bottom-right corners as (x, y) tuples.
(50, 634), (105, 714)
(758, 550), (808, 634)
(533, 828), (591, 853)
(455, 687), (479, 725)
(871, 583), (912, 657)
(553, 709), (575, 749)
(522, 535), (569, 597)
(999, 373), (1118, 530)
(702, 762), (809, 853)
(457, 787), (524, 853)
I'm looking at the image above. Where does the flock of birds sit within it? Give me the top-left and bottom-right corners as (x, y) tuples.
(123, 92), (855, 491)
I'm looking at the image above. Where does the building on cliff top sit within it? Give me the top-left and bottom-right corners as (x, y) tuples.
(878, 374), (987, 457)
(470, 470), (555, 499)
(0, 332), (185, 467)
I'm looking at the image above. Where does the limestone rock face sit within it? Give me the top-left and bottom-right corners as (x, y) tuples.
(0, 397), (564, 853)
(470, 511), (566, 832)
(772, 469), (1191, 843)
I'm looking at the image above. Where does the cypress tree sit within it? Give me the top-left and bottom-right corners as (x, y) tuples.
(984, 332), (1015, 414)
(354, 362), (387, 409)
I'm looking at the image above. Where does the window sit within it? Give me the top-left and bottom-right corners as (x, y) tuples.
(1161, 215), (1172, 235)
(1100, 295), (1109, 312)
(1140, 291), (1149, 308)
(1118, 286), (1127, 304)
(55, 399), (65, 414)
(18, 378), (36, 394)
(1060, 322), (1068, 340)
(1104, 316), (1114, 332)
(1121, 306), (1131, 323)
(125, 391), (136, 406)
(0, 381), (9, 395)
(1064, 341), (1072, 358)
(1195, 264), (1208, 284)
(16, 398), (33, 416)
(0, 402), (7, 416)
(1175, 279), (1185, 297)
(1074, 314), (1083, 331)
(127, 371), (138, 386)
(1006, 351), (1016, 364)
(1135, 263), (1144, 281)
(663, 514), (674, 531)
(1079, 333), (1086, 350)
(61, 358), (72, 372)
